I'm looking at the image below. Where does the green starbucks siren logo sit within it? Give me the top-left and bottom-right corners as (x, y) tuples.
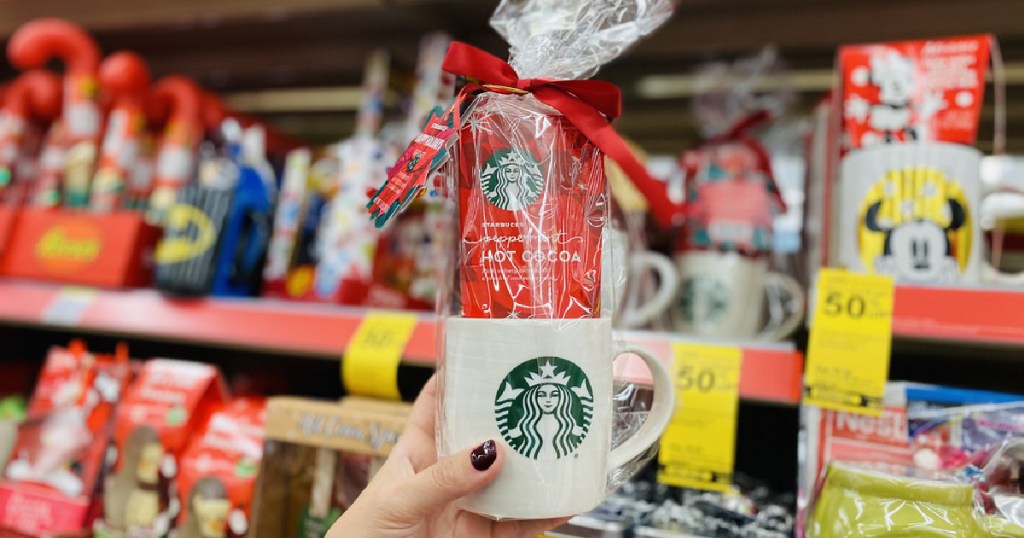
(479, 149), (544, 211)
(495, 357), (593, 460)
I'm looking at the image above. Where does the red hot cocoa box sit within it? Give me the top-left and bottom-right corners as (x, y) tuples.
(0, 342), (132, 536)
(839, 35), (991, 151)
(176, 399), (267, 538)
(458, 93), (606, 319)
(96, 360), (227, 538)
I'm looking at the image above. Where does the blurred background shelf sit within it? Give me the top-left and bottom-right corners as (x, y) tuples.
(5, 0), (1024, 153)
(0, 279), (804, 404)
(892, 284), (1024, 346)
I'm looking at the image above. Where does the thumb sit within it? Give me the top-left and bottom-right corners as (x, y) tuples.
(386, 440), (502, 521)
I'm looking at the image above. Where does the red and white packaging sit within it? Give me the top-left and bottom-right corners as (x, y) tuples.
(177, 399), (266, 538)
(0, 342), (132, 536)
(457, 94), (606, 319)
(97, 359), (228, 537)
(839, 35), (992, 151)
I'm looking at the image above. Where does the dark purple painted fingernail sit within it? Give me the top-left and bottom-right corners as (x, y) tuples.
(471, 440), (497, 471)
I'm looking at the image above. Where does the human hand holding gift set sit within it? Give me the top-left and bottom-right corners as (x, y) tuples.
(367, 0), (684, 521)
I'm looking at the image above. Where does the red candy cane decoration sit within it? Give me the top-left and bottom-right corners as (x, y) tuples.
(91, 51), (151, 213)
(8, 19), (102, 145)
(9, 19), (102, 207)
(0, 70), (61, 204)
(147, 76), (202, 221)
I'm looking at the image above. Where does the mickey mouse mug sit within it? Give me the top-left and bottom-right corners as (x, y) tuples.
(838, 143), (983, 284)
(440, 317), (674, 520)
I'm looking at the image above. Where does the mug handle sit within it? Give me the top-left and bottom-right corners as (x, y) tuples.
(620, 252), (678, 329)
(607, 343), (676, 470)
(758, 272), (806, 341)
(981, 192), (1024, 286)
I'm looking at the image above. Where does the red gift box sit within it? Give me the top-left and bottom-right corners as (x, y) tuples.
(0, 209), (160, 288)
(177, 399), (266, 538)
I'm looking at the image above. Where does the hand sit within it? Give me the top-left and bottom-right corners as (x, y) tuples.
(327, 375), (570, 537)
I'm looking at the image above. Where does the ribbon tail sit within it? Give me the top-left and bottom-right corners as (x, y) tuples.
(534, 88), (686, 228)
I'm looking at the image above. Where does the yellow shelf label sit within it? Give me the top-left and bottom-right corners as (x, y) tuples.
(804, 269), (894, 416)
(342, 312), (418, 400)
(657, 342), (742, 492)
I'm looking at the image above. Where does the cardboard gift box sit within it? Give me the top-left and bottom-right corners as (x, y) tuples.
(0, 209), (160, 288)
(249, 397), (409, 538)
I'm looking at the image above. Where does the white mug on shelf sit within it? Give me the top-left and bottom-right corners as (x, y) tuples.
(839, 143), (1024, 286)
(440, 317), (674, 520)
(602, 227), (677, 325)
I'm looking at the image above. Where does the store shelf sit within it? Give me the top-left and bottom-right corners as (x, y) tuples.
(892, 284), (1024, 346)
(0, 279), (803, 404)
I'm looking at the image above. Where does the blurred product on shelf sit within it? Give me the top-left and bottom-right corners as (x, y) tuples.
(146, 76), (203, 223)
(827, 34), (1024, 288)
(0, 397), (26, 474)
(0, 18), (296, 293)
(801, 382), (1024, 536)
(96, 359), (228, 538)
(838, 35), (990, 151)
(0, 341), (131, 536)
(805, 460), (1024, 537)
(8, 19), (103, 209)
(154, 120), (274, 297)
(176, 398), (267, 538)
(549, 469), (794, 538)
(312, 50), (394, 306)
(249, 397), (409, 538)
(91, 52), (150, 214)
(0, 70), (61, 205)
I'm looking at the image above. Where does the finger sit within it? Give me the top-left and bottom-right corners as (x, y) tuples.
(381, 439), (502, 524)
(394, 374), (439, 471)
(406, 373), (438, 438)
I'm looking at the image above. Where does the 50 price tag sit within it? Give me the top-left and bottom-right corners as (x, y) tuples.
(805, 269), (894, 415)
(658, 343), (742, 492)
(342, 312), (418, 400)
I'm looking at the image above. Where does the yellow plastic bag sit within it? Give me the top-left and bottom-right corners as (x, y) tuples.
(807, 464), (1024, 538)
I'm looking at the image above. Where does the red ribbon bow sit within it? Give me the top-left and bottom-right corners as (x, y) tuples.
(443, 42), (684, 228)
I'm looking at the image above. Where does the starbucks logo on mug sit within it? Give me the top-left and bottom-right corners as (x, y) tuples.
(494, 357), (593, 460)
(479, 149), (544, 211)
(679, 276), (730, 327)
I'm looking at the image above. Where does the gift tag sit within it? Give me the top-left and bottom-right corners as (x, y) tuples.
(342, 312), (418, 400)
(804, 269), (894, 416)
(368, 105), (456, 228)
(657, 342), (741, 492)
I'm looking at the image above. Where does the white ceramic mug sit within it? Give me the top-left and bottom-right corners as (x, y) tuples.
(441, 317), (674, 520)
(622, 251), (804, 341)
(670, 251), (804, 340)
(838, 143), (983, 284)
(602, 227), (677, 324)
